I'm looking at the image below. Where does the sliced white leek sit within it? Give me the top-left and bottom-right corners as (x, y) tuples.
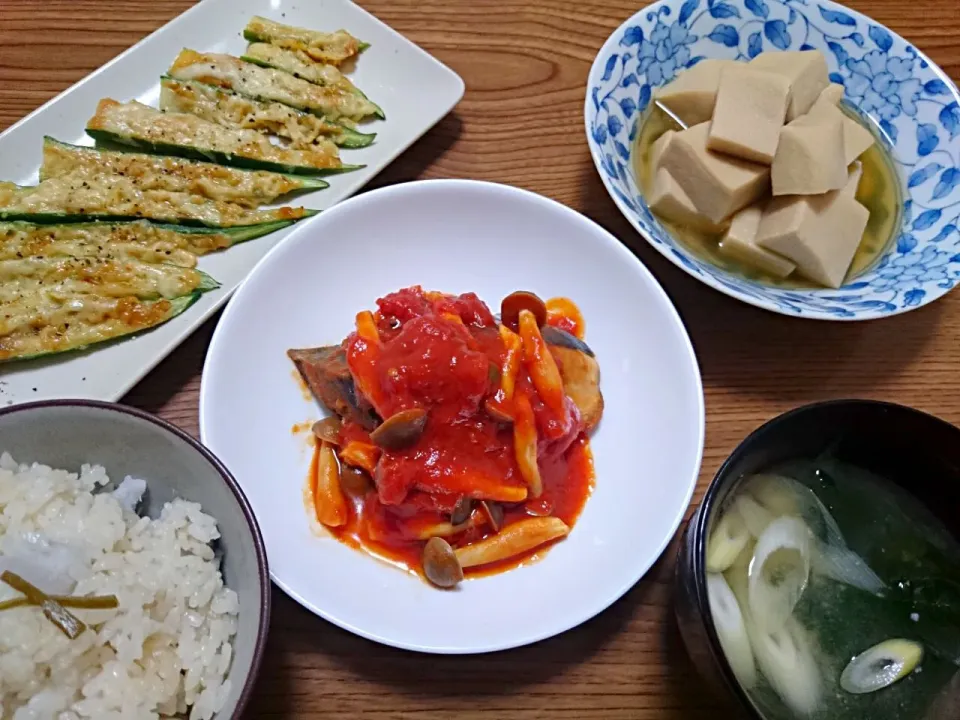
(745, 473), (846, 547)
(748, 516), (811, 633)
(706, 505), (751, 573)
(749, 617), (822, 716)
(734, 493), (775, 537)
(840, 639), (923, 694)
(707, 573), (757, 688)
(724, 540), (754, 608)
(809, 492), (845, 548)
(741, 474), (882, 593)
(812, 541), (886, 595)
(741, 474), (801, 517)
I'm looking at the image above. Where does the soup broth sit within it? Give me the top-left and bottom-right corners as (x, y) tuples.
(706, 457), (960, 719)
(634, 105), (902, 288)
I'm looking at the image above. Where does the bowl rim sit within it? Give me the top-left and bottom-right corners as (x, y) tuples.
(583, 0), (960, 322)
(0, 398), (272, 718)
(689, 398), (960, 717)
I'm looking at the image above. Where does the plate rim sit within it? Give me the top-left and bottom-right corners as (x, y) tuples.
(583, 0), (960, 322)
(199, 177), (706, 653)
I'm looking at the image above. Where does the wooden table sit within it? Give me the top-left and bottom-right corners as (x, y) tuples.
(2, 0), (960, 716)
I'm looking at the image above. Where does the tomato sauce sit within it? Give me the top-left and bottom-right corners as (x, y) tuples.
(305, 286), (596, 580)
(545, 297), (585, 339)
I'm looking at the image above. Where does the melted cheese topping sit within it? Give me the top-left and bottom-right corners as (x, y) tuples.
(0, 218), (239, 360)
(169, 50), (377, 122)
(245, 16), (361, 65)
(0, 172), (309, 227)
(0, 222), (200, 267)
(0, 183), (18, 205)
(42, 140), (306, 207)
(159, 78), (343, 150)
(243, 43), (356, 91)
(0, 291), (185, 360)
(88, 100), (341, 170)
(0, 256), (203, 304)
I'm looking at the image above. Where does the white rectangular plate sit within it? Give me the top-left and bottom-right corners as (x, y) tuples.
(0, 0), (464, 407)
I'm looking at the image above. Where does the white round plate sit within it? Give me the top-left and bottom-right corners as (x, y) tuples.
(199, 179), (704, 653)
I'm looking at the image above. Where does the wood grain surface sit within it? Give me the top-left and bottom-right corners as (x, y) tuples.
(2, 0), (960, 717)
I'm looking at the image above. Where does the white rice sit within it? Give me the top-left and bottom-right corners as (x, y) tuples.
(0, 453), (239, 720)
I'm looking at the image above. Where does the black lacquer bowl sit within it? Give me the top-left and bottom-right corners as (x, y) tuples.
(674, 399), (960, 718)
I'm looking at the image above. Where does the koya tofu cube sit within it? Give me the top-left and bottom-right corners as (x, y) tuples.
(649, 132), (723, 231)
(648, 167), (724, 232)
(650, 130), (677, 172)
(750, 50), (830, 120)
(659, 122), (770, 224)
(842, 162), (863, 199)
(771, 110), (847, 196)
(818, 83), (845, 106)
(757, 192), (869, 288)
(808, 97), (875, 164)
(719, 204), (796, 277)
(708, 65), (791, 164)
(841, 115), (874, 164)
(653, 59), (738, 127)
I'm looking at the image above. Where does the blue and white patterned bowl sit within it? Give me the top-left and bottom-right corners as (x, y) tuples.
(585, 0), (960, 320)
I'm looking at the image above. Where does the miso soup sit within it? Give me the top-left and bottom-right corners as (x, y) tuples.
(705, 458), (960, 719)
(633, 104), (902, 288)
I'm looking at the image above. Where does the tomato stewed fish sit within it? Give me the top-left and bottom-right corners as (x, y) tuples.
(289, 286), (603, 588)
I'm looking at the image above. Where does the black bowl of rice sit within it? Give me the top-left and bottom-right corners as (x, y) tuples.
(0, 400), (270, 719)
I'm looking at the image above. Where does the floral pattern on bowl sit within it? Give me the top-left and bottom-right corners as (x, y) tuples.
(585, 0), (960, 320)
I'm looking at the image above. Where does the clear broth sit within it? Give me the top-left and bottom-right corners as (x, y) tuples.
(712, 460), (960, 719)
(634, 105), (903, 288)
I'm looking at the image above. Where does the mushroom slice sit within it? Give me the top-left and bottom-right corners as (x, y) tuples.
(311, 416), (342, 445)
(450, 496), (473, 526)
(370, 408), (427, 451)
(312, 441), (348, 528)
(501, 291), (547, 331)
(422, 537), (463, 588)
(479, 501), (504, 532)
(455, 517), (569, 568)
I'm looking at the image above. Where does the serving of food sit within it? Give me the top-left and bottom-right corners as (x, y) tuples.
(676, 400), (960, 719)
(199, 178), (704, 652)
(0, 0), (464, 405)
(290, 286), (602, 588)
(639, 49), (893, 290)
(9, 0), (960, 712)
(586, 0), (960, 319)
(0, 457), (238, 719)
(0, 14), (379, 366)
(706, 466), (959, 718)
(0, 400), (269, 719)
